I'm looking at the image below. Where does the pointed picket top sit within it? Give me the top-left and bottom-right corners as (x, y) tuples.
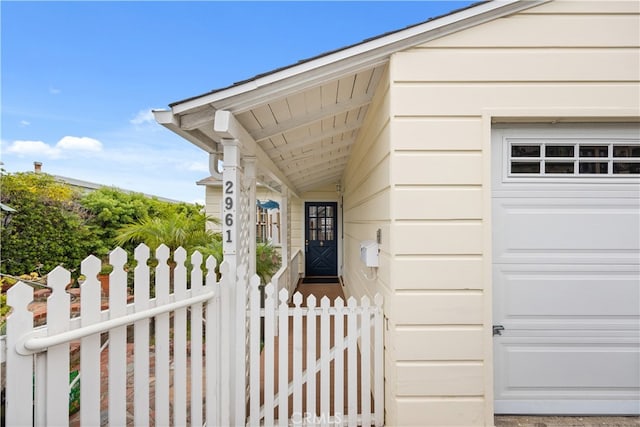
(320, 295), (330, 308)
(279, 288), (289, 305)
(205, 256), (217, 287)
(191, 250), (203, 270)
(174, 247), (187, 266)
(293, 292), (303, 307)
(361, 295), (371, 308)
(347, 296), (357, 311)
(205, 255), (217, 271)
(135, 243), (150, 262)
(219, 260), (230, 279)
(307, 294), (317, 309)
(80, 255), (101, 313)
(374, 293), (383, 308)
(264, 283), (274, 300)
(156, 244), (170, 265)
(335, 296), (345, 309)
(133, 243), (151, 271)
(109, 246), (127, 270)
(249, 274), (261, 289)
(81, 254), (101, 280)
(48, 265), (71, 295)
(6, 281), (34, 316)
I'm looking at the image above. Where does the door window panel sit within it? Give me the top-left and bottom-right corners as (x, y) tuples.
(579, 162), (608, 174)
(508, 141), (640, 177)
(546, 146), (574, 157)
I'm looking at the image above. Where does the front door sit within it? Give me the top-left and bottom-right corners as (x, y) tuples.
(305, 202), (338, 277)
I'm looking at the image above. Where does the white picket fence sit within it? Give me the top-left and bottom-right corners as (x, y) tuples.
(3, 244), (223, 426)
(248, 281), (384, 427)
(2, 244), (383, 426)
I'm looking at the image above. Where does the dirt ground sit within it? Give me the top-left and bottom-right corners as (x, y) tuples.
(494, 415), (640, 427)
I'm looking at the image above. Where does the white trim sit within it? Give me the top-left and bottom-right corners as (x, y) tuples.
(497, 125), (640, 184)
(503, 138), (640, 182)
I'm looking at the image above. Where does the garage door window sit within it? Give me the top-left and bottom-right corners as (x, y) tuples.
(509, 141), (640, 176)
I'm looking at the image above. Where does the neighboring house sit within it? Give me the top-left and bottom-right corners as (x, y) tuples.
(197, 176), (283, 245)
(155, 1), (640, 425)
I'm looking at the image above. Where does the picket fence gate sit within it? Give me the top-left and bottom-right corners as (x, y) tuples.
(248, 281), (384, 427)
(2, 244), (383, 426)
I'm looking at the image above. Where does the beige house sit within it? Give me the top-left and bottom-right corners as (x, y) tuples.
(155, 1), (640, 425)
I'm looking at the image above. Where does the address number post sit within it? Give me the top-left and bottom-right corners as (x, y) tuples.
(223, 175), (237, 255)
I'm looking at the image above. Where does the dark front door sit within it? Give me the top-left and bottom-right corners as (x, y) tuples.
(305, 202), (338, 277)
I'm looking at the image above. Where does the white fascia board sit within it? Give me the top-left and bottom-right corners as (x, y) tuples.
(153, 109), (218, 153)
(171, 0), (546, 115)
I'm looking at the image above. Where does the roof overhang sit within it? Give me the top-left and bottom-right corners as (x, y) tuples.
(155, 0), (548, 195)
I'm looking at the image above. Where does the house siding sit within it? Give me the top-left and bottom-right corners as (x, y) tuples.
(204, 185), (223, 232)
(342, 63), (393, 307)
(348, 1), (639, 425)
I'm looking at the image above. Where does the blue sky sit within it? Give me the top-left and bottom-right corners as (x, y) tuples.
(1, 1), (474, 203)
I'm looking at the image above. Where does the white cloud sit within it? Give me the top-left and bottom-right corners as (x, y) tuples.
(130, 109), (156, 125)
(183, 161), (209, 172)
(5, 136), (103, 159)
(19, 120), (31, 127)
(49, 87), (61, 95)
(57, 136), (103, 152)
(6, 140), (61, 158)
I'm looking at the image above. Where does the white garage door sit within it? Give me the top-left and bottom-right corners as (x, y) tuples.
(492, 124), (640, 415)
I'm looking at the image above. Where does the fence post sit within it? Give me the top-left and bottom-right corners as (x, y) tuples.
(6, 282), (35, 426)
(221, 138), (243, 426)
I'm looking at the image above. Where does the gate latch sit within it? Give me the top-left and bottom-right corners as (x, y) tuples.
(493, 325), (505, 336)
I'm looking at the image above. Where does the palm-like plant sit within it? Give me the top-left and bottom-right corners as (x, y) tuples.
(115, 212), (219, 253)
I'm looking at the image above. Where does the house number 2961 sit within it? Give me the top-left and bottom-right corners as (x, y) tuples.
(224, 180), (234, 243)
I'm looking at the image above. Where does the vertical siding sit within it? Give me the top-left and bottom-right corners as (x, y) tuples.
(383, 1), (639, 426)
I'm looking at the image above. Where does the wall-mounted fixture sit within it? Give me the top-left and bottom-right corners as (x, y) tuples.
(360, 240), (379, 267)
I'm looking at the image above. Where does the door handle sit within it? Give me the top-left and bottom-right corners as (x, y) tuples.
(493, 325), (505, 336)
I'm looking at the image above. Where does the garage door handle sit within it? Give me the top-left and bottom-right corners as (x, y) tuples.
(493, 325), (505, 336)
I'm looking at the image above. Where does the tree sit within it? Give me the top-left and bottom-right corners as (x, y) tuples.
(0, 172), (96, 277)
(81, 187), (204, 258)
